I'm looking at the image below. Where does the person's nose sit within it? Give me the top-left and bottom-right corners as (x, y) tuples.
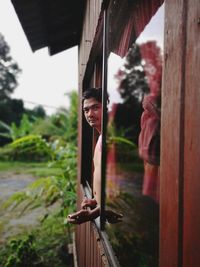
(88, 109), (94, 117)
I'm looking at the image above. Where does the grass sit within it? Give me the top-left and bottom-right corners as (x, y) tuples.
(0, 213), (73, 267)
(0, 161), (62, 178)
(0, 161), (74, 267)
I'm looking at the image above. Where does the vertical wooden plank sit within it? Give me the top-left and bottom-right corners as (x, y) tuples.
(88, 222), (91, 267)
(97, 241), (101, 267)
(80, 223), (87, 267)
(93, 228), (98, 267)
(90, 223), (94, 267)
(160, 0), (186, 266)
(183, 0), (200, 266)
(91, 230), (94, 267)
(85, 223), (88, 267)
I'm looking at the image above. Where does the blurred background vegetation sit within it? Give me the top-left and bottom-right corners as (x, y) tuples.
(0, 33), (78, 267)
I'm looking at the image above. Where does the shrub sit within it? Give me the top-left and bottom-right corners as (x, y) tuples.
(8, 135), (52, 162)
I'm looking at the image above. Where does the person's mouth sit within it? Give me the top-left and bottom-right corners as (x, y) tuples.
(89, 119), (96, 123)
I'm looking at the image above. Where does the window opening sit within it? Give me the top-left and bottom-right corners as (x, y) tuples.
(104, 3), (164, 267)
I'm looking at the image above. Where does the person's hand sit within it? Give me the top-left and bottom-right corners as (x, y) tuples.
(67, 206), (100, 225)
(105, 209), (123, 224)
(67, 207), (122, 225)
(81, 197), (97, 209)
(67, 209), (92, 224)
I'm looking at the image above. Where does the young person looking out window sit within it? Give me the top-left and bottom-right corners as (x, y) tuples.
(67, 87), (123, 225)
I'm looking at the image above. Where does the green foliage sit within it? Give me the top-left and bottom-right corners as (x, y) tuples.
(31, 215), (73, 267)
(32, 105), (46, 119)
(8, 135), (52, 161)
(0, 114), (33, 141)
(0, 141), (77, 266)
(2, 141), (77, 222)
(31, 117), (62, 139)
(0, 34), (24, 145)
(0, 234), (42, 267)
(108, 136), (137, 148)
(0, 120), (11, 138)
(106, 194), (159, 267)
(107, 121), (139, 164)
(2, 177), (59, 213)
(0, 99), (25, 145)
(0, 89), (78, 266)
(1, 143), (77, 267)
(49, 91), (78, 144)
(50, 143), (77, 219)
(65, 91), (78, 143)
(0, 146), (12, 161)
(0, 215), (73, 267)
(0, 161), (61, 177)
(24, 91), (78, 144)
(12, 114), (33, 138)
(3, 191), (27, 211)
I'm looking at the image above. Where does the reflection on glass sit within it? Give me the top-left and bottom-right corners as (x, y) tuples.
(105, 4), (164, 267)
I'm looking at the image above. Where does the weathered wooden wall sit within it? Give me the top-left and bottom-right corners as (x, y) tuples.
(183, 0), (200, 266)
(76, 1), (108, 265)
(76, 0), (200, 266)
(78, 0), (103, 87)
(160, 0), (200, 267)
(75, 186), (109, 267)
(160, 0), (186, 265)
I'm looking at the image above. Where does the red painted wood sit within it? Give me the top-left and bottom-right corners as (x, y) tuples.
(183, 0), (200, 266)
(160, 0), (186, 266)
(76, 1), (200, 266)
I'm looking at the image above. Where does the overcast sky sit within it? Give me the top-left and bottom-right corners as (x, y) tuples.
(0, 0), (78, 115)
(0, 1), (164, 115)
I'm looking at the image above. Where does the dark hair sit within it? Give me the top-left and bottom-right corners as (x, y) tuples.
(82, 87), (102, 103)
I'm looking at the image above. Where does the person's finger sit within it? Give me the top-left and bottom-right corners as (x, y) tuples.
(68, 213), (77, 219)
(68, 211), (82, 219)
(67, 214), (80, 224)
(81, 198), (89, 208)
(81, 202), (87, 209)
(68, 218), (78, 224)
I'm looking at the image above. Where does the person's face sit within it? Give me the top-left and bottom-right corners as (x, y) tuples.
(83, 97), (102, 133)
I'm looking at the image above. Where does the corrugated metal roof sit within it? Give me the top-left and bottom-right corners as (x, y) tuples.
(11, 0), (85, 55)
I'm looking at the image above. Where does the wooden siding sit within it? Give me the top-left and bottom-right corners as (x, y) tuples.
(76, 1), (107, 266)
(160, 0), (187, 266)
(183, 0), (200, 266)
(75, 185), (109, 267)
(79, 0), (103, 87)
(76, 0), (200, 266)
(160, 0), (200, 267)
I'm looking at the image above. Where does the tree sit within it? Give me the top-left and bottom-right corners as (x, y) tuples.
(112, 41), (162, 144)
(112, 43), (148, 143)
(0, 33), (23, 145)
(32, 105), (46, 119)
(65, 91), (78, 143)
(0, 33), (21, 99)
(115, 43), (150, 104)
